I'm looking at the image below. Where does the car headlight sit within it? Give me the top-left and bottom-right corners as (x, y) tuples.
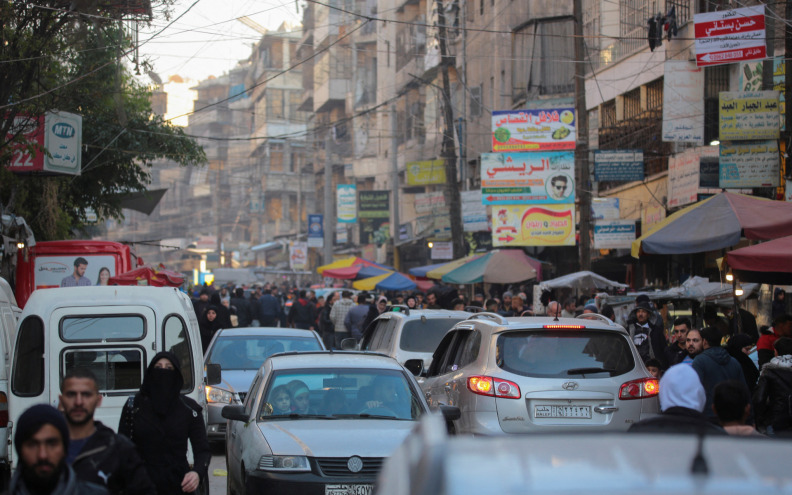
(206, 386), (234, 404)
(257, 455), (310, 472)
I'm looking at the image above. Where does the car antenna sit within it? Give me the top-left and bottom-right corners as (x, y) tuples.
(690, 428), (709, 476)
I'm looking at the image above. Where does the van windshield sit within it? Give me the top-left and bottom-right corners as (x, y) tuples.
(61, 315), (145, 341)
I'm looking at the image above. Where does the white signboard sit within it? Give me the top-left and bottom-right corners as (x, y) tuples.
(34, 255), (117, 289)
(719, 141), (779, 188)
(480, 152), (575, 204)
(461, 190), (489, 232)
(593, 220), (636, 249)
(289, 242), (308, 271)
(662, 60), (705, 144)
(414, 191), (447, 214)
(336, 185), (357, 223)
(694, 5), (766, 67)
(431, 241), (454, 260)
(591, 198), (620, 221)
(668, 147), (717, 208)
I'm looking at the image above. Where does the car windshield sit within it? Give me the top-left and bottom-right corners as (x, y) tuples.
(206, 336), (321, 371)
(259, 368), (423, 421)
(399, 318), (464, 352)
(496, 330), (634, 378)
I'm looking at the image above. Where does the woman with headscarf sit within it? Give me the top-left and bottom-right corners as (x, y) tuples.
(727, 333), (759, 393)
(198, 306), (223, 353)
(209, 293), (233, 329)
(118, 352), (210, 494)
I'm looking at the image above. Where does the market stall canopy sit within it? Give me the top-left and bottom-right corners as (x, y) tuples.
(425, 254), (485, 280)
(442, 250), (537, 284)
(724, 236), (792, 284)
(320, 264), (390, 280)
(539, 271), (628, 291)
(108, 266), (184, 287)
(353, 271), (433, 292)
(317, 257), (391, 277)
(624, 276), (757, 305)
(632, 192), (792, 258)
(407, 263), (447, 278)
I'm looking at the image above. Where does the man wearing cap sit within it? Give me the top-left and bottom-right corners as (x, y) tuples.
(628, 298), (667, 368)
(9, 404), (107, 495)
(60, 257), (91, 287)
(59, 368), (154, 494)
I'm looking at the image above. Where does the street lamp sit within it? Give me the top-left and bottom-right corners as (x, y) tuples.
(734, 283), (744, 297)
(725, 269), (734, 282)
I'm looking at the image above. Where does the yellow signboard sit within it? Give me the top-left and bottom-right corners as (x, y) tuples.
(719, 91), (781, 140)
(406, 160), (446, 186)
(492, 204), (575, 247)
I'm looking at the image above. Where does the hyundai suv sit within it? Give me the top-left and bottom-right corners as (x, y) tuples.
(419, 312), (660, 434)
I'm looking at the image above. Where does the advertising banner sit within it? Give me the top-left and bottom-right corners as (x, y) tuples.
(719, 140), (779, 188)
(668, 147), (718, 208)
(593, 220), (636, 249)
(593, 150), (645, 181)
(719, 91), (781, 141)
(414, 191), (447, 214)
(358, 190), (390, 246)
(307, 214), (324, 248)
(431, 241), (453, 260)
(662, 60), (705, 144)
(461, 190), (489, 232)
(480, 152), (575, 205)
(289, 242), (308, 271)
(34, 255), (118, 289)
(336, 184), (357, 223)
(694, 5), (766, 67)
(491, 108), (576, 152)
(739, 58), (786, 131)
(591, 198), (620, 221)
(641, 203), (666, 231)
(7, 111), (83, 175)
(406, 159), (446, 186)
(336, 223), (348, 245)
(492, 204), (575, 247)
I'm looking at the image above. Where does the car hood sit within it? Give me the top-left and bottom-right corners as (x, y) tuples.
(259, 420), (414, 457)
(219, 369), (257, 393)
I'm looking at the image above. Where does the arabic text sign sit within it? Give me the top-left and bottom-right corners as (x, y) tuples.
(694, 5), (766, 67)
(491, 108), (575, 152)
(7, 111), (83, 175)
(668, 147), (718, 208)
(414, 191), (447, 214)
(593, 150), (644, 181)
(642, 203), (666, 231)
(358, 190), (390, 245)
(461, 190), (489, 232)
(406, 159), (446, 186)
(337, 184), (357, 223)
(591, 198), (620, 221)
(719, 91), (781, 140)
(662, 60), (705, 144)
(593, 220), (636, 250)
(492, 204), (575, 247)
(307, 214), (324, 248)
(719, 140), (779, 188)
(480, 152), (575, 205)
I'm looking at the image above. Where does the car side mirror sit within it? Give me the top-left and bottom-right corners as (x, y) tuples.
(340, 338), (358, 350)
(404, 359), (424, 377)
(222, 404), (248, 422)
(439, 404), (461, 422)
(205, 363), (222, 386)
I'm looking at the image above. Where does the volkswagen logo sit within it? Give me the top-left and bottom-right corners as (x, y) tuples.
(347, 456), (363, 473)
(562, 381), (579, 391)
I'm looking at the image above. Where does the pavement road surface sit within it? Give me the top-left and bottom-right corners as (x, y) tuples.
(209, 444), (227, 495)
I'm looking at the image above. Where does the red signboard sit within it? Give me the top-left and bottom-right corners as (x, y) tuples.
(7, 115), (45, 172)
(694, 5), (766, 67)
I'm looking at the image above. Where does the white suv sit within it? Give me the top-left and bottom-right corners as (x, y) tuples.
(420, 312), (660, 434)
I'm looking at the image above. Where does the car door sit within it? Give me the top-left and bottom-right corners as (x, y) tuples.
(228, 372), (261, 489)
(424, 330), (471, 406)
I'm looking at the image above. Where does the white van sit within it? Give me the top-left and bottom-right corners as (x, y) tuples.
(0, 277), (21, 482)
(8, 286), (207, 467)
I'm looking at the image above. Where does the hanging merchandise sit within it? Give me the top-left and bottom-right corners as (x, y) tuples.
(647, 16), (658, 51)
(664, 6), (678, 41)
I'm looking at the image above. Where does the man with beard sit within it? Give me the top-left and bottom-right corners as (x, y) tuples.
(682, 328), (705, 364)
(59, 368), (154, 494)
(665, 317), (691, 366)
(628, 300), (667, 368)
(9, 404), (107, 495)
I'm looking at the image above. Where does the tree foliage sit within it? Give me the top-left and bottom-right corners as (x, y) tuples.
(0, 2), (205, 240)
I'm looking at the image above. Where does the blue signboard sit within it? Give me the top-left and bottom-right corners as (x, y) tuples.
(594, 150), (644, 182)
(308, 214), (323, 248)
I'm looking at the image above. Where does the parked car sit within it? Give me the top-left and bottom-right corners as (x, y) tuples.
(222, 351), (456, 495)
(376, 414), (792, 495)
(359, 307), (470, 372)
(204, 327), (325, 441)
(419, 312), (660, 434)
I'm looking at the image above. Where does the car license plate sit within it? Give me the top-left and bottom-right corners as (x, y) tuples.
(325, 484), (373, 495)
(534, 405), (592, 418)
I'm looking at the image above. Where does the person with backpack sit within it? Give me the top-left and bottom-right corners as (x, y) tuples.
(118, 352), (210, 494)
(628, 300), (668, 369)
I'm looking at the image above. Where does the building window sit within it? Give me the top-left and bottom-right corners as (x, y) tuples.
(469, 85), (482, 118)
(512, 17), (575, 101)
(646, 78), (663, 110)
(623, 87), (641, 120)
(704, 65), (729, 144)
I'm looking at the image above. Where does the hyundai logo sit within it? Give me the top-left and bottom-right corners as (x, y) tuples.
(347, 456), (363, 473)
(562, 381), (579, 391)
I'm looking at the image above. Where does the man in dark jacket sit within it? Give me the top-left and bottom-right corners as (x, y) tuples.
(627, 300), (667, 368)
(691, 326), (746, 421)
(230, 288), (252, 328)
(287, 290), (317, 330)
(258, 289), (283, 327)
(665, 316), (691, 366)
(753, 337), (792, 437)
(720, 304), (758, 342)
(9, 404), (108, 495)
(59, 368), (154, 494)
(628, 364), (726, 435)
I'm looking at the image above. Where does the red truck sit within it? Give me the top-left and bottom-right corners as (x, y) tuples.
(15, 240), (134, 308)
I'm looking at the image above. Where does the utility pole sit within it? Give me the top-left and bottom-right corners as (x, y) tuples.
(435, 0), (465, 259)
(460, 0), (467, 189)
(323, 133), (333, 264)
(390, 105), (401, 270)
(574, 0), (591, 271)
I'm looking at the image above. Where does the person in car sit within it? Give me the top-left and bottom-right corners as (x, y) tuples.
(627, 364), (726, 435)
(365, 376), (409, 418)
(287, 380), (315, 415)
(269, 385), (292, 416)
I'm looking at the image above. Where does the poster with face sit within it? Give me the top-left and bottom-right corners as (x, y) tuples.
(35, 255), (117, 289)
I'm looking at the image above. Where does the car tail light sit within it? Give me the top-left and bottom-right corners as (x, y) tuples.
(467, 376), (521, 399)
(543, 325), (585, 329)
(619, 377), (659, 400)
(0, 393), (8, 427)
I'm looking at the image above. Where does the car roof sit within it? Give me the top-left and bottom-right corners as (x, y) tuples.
(20, 286), (192, 316)
(266, 351), (403, 371)
(215, 327), (320, 338)
(383, 309), (472, 319)
(454, 313), (628, 335)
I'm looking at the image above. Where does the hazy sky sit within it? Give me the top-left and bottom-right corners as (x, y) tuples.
(137, 0), (302, 83)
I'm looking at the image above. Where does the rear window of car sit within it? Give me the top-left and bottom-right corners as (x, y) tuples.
(399, 318), (464, 352)
(206, 336), (322, 371)
(496, 330), (634, 378)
